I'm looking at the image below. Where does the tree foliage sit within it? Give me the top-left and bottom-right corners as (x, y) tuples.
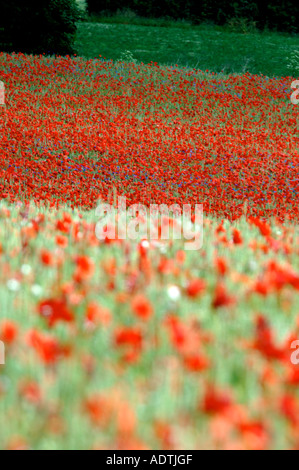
(86, 0), (298, 33)
(0, 0), (81, 55)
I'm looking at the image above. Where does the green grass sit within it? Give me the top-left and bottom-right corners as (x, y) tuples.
(75, 21), (299, 77)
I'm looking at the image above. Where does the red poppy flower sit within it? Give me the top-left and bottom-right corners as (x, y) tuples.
(212, 282), (235, 309)
(38, 298), (74, 328)
(0, 320), (18, 345)
(186, 279), (206, 298)
(201, 385), (233, 415)
(27, 330), (71, 365)
(131, 294), (153, 321)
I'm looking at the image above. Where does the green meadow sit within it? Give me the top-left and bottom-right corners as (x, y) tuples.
(76, 20), (298, 77)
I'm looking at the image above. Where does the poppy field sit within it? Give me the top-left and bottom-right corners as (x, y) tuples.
(0, 52), (298, 450)
(0, 53), (298, 220)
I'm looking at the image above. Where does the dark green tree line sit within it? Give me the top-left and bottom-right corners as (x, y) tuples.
(86, 0), (298, 33)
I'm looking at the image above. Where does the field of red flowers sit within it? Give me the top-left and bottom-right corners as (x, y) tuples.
(0, 53), (298, 450)
(0, 53), (298, 220)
